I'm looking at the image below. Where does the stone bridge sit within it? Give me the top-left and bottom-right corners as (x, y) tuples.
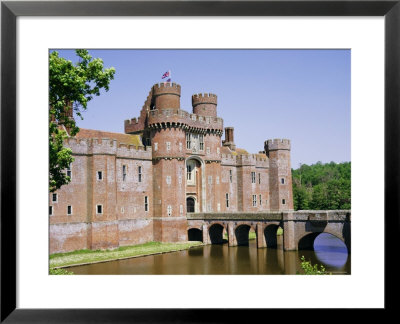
(187, 210), (351, 253)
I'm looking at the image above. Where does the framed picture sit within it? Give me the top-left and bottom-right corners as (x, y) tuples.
(1, 0), (398, 321)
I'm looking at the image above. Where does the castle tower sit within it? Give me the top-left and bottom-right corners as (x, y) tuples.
(153, 83), (181, 109)
(192, 93), (217, 117)
(265, 139), (293, 211)
(150, 83), (187, 242)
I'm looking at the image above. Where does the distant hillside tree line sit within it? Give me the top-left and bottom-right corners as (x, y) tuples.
(292, 161), (351, 211)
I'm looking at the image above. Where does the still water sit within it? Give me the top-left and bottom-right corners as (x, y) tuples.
(69, 233), (350, 275)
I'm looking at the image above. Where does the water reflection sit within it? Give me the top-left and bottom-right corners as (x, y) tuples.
(313, 233), (349, 270)
(69, 234), (350, 275)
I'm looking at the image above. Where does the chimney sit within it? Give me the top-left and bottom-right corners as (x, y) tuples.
(222, 127), (236, 151)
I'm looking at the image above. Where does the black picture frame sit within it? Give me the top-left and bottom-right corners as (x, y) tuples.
(1, 0), (398, 322)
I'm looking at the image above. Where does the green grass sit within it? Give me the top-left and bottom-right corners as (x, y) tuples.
(50, 241), (203, 269)
(49, 268), (74, 275)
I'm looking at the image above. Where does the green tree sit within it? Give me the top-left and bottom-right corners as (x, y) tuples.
(292, 161), (351, 210)
(49, 50), (115, 192)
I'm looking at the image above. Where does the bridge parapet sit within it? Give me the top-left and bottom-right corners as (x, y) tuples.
(187, 212), (283, 221)
(290, 210), (351, 222)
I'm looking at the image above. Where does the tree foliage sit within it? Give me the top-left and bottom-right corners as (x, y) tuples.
(49, 50), (115, 192)
(292, 161), (351, 210)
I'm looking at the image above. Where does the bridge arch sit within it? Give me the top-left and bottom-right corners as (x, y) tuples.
(208, 223), (225, 244)
(298, 232), (350, 253)
(188, 227), (203, 242)
(264, 224), (281, 248)
(234, 224), (252, 246)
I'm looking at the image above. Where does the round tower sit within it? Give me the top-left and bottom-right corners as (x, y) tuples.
(152, 83), (181, 109)
(264, 139), (293, 211)
(192, 93), (217, 117)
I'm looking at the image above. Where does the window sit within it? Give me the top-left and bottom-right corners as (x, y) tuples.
(258, 173), (261, 184)
(217, 147), (220, 155)
(206, 147), (210, 154)
(96, 204), (103, 214)
(229, 170), (233, 183)
(166, 142), (171, 151)
(217, 203), (221, 212)
(66, 165), (72, 179)
(216, 176), (219, 184)
(144, 196), (148, 212)
(121, 207), (124, 214)
(52, 193), (57, 203)
(186, 160), (196, 185)
(199, 134), (204, 151)
(178, 175), (182, 185)
(282, 199), (286, 205)
(180, 204), (183, 215)
(67, 205), (72, 215)
(179, 142), (182, 152)
(166, 176), (171, 185)
(49, 206), (53, 216)
(138, 166), (142, 182)
(122, 165), (127, 181)
(266, 199), (268, 205)
(281, 178), (285, 184)
(167, 205), (172, 216)
(187, 164), (192, 181)
(226, 193), (229, 208)
(97, 171), (103, 180)
(252, 195), (257, 207)
(186, 133), (191, 149)
(251, 172), (256, 183)
(145, 138), (150, 146)
(259, 195), (262, 205)
(208, 176), (212, 184)
(154, 142), (158, 151)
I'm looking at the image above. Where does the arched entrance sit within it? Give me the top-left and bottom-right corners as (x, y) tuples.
(188, 228), (202, 241)
(186, 197), (195, 213)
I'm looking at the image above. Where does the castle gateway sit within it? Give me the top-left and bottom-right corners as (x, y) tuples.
(49, 82), (295, 254)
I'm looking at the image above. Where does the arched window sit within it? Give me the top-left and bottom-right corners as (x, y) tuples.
(186, 197), (195, 213)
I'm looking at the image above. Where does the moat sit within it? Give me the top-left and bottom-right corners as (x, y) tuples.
(68, 233), (350, 275)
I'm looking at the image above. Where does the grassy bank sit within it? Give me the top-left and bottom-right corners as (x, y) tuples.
(50, 241), (203, 270)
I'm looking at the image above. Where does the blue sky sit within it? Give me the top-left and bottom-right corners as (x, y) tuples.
(53, 49), (351, 168)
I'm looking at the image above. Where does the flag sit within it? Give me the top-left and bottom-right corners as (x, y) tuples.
(162, 71), (170, 79)
(166, 78), (171, 82)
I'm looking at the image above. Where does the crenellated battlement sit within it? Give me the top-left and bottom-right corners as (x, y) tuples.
(124, 117), (139, 125)
(221, 153), (238, 165)
(64, 137), (152, 159)
(147, 108), (223, 133)
(152, 82), (181, 97)
(191, 93), (217, 107)
(265, 139), (291, 152)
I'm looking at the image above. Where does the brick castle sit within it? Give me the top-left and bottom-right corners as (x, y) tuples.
(49, 83), (293, 254)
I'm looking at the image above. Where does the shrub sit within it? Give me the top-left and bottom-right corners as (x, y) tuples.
(299, 256), (330, 275)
